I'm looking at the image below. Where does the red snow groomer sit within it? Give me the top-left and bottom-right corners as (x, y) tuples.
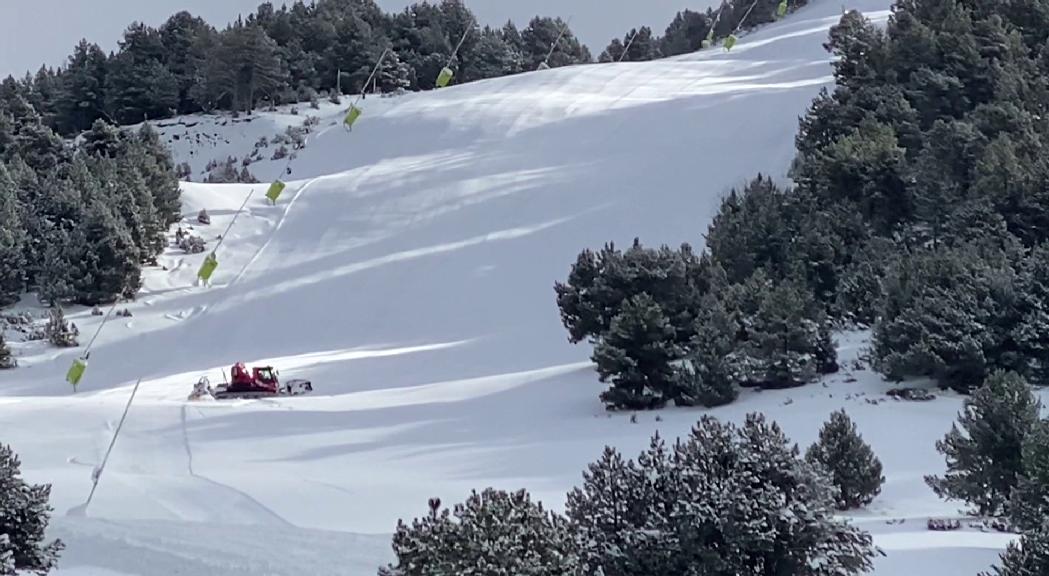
(190, 362), (313, 400)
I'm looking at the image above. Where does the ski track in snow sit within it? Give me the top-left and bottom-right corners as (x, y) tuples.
(0, 1), (1018, 574)
(178, 405), (293, 527)
(227, 176), (316, 289)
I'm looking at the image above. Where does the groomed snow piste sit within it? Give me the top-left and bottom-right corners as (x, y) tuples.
(0, 0), (1025, 573)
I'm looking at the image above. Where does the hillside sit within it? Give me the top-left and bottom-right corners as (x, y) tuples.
(0, 0), (1024, 574)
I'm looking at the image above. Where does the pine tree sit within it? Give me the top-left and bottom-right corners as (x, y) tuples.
(159, 11), (216, 114)
(73, 196), (141, 305)
(86, 154), (164, 264)
(104, 23), (180, 124)
(521, 16), (590, 69)
(907, 120), (978, 248)
(566, 435), (674, 576)
(224, 22), (289, 112)
(591, 293), (684, 410)
(133, 123), (181, 226)
(54, 40), (108, 134)
(676, 293), (739, 407)
(724, 272), (838, 389)
(27, 67), (59, 129)
(821, 9), (886, 90)
(0, 534), (13, 576)
(926, 370), (1040, 516)
(1013, 244), (1049, 384)
(36, 227), (78, 307)
(555, 246), (609, 344)
(600, 27), (660, 62)
(461, 27), (518, 81)
(378, 487), (579, 576)
(873, 243), (1018, 393)
(375, 49), (413, 92)
(566, 414), (878, 576)
(805, 409), (884, 510)
(80, 119), (128, 158)
(501, 20), (526, 67)
(1009, 419), (1049, 531)
(980, 522), (1049, 576)
(0, 333), (15, 370)
(0, 164), (27, 305)
(555, 240), (706, 347)
(834, 237), (894, 325)
(599, 38), (626, 63)
(45, 307), (78, 348)
(11, 113), (69, 175)
(705, 175), (801, 285)
(0, 443), (63, 574)
(192, 20), (289, 112)
(661, 10), (712, 56)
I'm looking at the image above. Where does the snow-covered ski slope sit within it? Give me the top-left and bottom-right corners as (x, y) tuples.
(0, 0), (1024, 573)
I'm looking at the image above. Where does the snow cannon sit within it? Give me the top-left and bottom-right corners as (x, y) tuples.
(702, 28), (715, 49)
(197, 253), (218, 284)
(344, 105), (362, 130)
(66, 357), (87, 389)
(266, 180), (286, 204)
(724, 34), (738, 51)
(537, 61), (550, 71)
(435, 66), (454, 88)
(776, 0), (788, 17)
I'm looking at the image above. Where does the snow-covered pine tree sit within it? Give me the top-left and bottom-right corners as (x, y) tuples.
(660, 9), (711, 56)
(1014, 244), (1049, 384)
(805, 409), (884, 509)
(133, 123), (182, 227)
(54, 40), (108, 135)
(592, 293), (684, 410)
(378, 487), (578, 576)
(833, 237), (894, 326)
(91, 154), (165, 265)
(1008, 419), (1049, 531)
(36, 227), (78, 307)
(599, 38), (626, 63)
(750, 278), (837, 387)
(0, 333), (16, 369)
(980, 521), (1049, 576)
(104, 25), (180, 125)
(600, 27), (660, 62)
(0, 534), (14, 576)
(872, 242), (1017, 393)
(689, 414), (875, 576)
(0, 164), (27, 305)
(676, 293), (739, 407)
(80, 119), (128, 159)
(0, 443), (63, 575)
(566, 433), (678, 576)
(722, 271), (838, 389)
(4, 158), (47, 291)
(45, 307), (77, 348)
(926, 370), (1040, 516)
(72, 194), (141, 305)
(566, 414), (877, 576)
(376, 49), (413, 92)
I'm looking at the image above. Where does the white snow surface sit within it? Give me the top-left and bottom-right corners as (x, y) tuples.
(0, 1), (1024, 574)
